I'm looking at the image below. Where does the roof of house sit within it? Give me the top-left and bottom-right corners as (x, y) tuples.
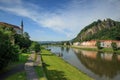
(0, 22), (21, 30)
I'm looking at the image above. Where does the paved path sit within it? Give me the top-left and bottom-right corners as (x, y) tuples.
(0, 53), (43, 80)
(0, 64), (24, 80)
(25, 53), (39, 80)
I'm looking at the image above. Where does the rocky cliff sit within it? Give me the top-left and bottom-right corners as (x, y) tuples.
(74, 18), (120, 42)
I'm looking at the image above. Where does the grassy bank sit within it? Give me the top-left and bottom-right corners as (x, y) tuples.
(71, 46), (98, 51)
(34, 53), (46, 80)
(35, 65), (46, 80)
(72, 46), (120, 53)
(41, 49), (93, 80)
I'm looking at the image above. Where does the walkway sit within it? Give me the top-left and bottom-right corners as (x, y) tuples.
(25, 53), (39, 80)
(0, 64), (24, 80)
(0, 52), (44, 80)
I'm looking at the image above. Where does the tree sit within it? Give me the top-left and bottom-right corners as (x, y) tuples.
(0, 29), (19, 69)
(111, 42), (118, 51)
(66, 41), (70, 45)
(96, 41), (103, 49)
(0, 25), (31, 69)
(14, 33), (31, 52)
(30, 42), (41, 53)
(23, 32), (30, 39)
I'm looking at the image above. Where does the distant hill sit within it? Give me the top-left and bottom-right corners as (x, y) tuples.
(73, 18), (120, 42)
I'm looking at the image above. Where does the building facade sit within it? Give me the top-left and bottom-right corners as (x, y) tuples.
(0, 21), (24, 34)
(73, 40), (120, 48)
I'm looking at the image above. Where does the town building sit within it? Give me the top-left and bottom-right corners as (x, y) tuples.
(73, 40), (120, 48)
(0, 20), (24, 34)
(100, 40), (120, 48)
(80, 40), (96, 46)
(73, 42), (80, 46)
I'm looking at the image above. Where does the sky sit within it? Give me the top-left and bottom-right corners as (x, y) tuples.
(0, 0), (120, 41)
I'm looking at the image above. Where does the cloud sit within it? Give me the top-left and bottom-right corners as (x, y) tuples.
(0, 0), (120, 39)
(0, 0), (22, 5)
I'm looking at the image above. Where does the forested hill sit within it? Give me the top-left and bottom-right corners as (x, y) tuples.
(73, 18), (120, 42)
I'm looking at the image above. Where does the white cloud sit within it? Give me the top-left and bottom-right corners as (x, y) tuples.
(0, 0), (22, 4)
(0, 0), (120, 40)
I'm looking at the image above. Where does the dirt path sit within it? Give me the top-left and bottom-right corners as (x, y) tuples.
(0, 64), (24, 80)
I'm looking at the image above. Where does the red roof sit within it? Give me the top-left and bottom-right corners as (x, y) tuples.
(0, 22), (21, 30)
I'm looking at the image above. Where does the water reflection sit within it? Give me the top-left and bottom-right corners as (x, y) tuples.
(66, 47), (70, 53)
(61, 47), (64, 51)
(73, 49), (120, 79)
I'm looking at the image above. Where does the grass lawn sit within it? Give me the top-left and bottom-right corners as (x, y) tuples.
(41, 49), (93, 80)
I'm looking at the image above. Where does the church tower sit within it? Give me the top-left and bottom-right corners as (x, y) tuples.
(21, 20), (24, 34)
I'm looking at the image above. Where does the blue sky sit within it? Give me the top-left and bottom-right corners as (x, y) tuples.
(0, 0), (120, 41)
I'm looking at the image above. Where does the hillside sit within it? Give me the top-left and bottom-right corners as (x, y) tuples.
(73, 18), (120, 42)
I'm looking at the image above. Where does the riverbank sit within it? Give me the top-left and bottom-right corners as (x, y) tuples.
(41, 49), (93, 80)
(71, 45), (120, 53)
(50, 45), (120, 53)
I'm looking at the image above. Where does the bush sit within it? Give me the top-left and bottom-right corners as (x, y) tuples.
(30, 42), (41, 53)
(96, 41), (103, 49)
(0, 41), (19, 69)
(111, 42), (118, 51)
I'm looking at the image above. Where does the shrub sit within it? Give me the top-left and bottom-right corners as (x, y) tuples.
(96, 41), (103, 49)
(111, 42), (118, 51)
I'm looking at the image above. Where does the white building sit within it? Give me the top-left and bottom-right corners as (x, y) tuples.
(73, 42), (80, 46)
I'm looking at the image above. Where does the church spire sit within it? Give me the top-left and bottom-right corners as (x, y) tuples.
(21, 20), (24, 34)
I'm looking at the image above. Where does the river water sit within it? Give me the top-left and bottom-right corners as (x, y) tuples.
(46, 46), (120, 80)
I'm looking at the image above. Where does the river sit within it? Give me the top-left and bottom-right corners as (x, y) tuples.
(46, 46), (120, 80)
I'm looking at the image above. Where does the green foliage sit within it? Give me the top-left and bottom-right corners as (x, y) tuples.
(23, 32), (30, 39)
(0, 23), (31, 69)
(96, 41), (103, 49)
(61, 42), (64, 45)
(74, 19), (120, 42)
(66, 41), (70, 45)
(0, 30), (19, 69)
(30, 42), (41, 53)
(111, 42), (118, 51)
(14, 33), (31, 52)
(19, 53), (29, 63)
